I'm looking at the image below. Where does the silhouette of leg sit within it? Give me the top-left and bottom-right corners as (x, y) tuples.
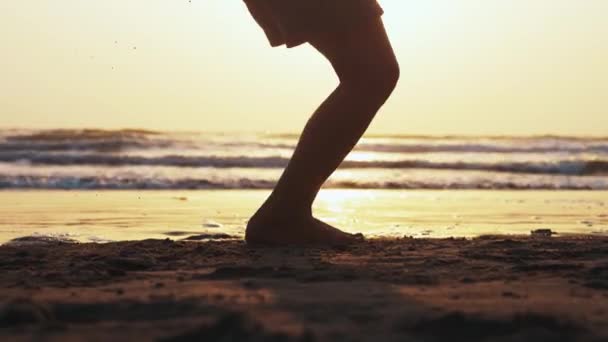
(246, 17), (399, 246)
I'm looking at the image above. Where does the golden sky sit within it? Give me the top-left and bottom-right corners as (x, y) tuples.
(1, 0), (607, 135)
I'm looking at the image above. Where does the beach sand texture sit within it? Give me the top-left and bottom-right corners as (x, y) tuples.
(1, 236), (607, 341)
(1, 189), (606, 340)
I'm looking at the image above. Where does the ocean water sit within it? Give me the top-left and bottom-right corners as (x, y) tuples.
(1, 129), (607, 190)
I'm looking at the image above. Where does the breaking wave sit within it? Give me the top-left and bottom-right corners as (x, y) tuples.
(0, 152), (606, 176)
(1, 129), (607, 190)
(1, 174), (606, 190)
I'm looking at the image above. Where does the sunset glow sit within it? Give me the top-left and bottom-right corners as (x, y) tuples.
(1, 0), (607, 135)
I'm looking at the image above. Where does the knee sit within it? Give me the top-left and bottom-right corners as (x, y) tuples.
(341, 59), (400, 104)
(377, 60), (400, 95)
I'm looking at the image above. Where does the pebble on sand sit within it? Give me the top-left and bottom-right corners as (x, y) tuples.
(531, 229), (555, 238)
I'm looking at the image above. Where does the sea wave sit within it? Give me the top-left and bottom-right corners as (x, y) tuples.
(0, 174), (605, 190)
(1, 152), (607, 175)
(356, 142), (608, 154)
(2, 129), (608, 155)
(0, 129), (182, 152)
(2, 129), (607, 190)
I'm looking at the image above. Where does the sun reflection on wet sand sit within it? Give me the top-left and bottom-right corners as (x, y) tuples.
(0, 190), (606, 244)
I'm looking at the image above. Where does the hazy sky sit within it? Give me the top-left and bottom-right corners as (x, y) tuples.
(1, 0), (607, 135)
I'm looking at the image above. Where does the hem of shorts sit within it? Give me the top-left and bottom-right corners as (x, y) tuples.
(269, 40), (306, 48)
(267, 7), (384, 49)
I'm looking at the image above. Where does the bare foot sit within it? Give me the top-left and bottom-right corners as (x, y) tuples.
(245, 211), (364, 247)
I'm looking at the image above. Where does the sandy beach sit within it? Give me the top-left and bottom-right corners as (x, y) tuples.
(1, 190), (606, 340)
(1, 235), (607, 341)
(3, 0), (607, 339)
(1, 190), (606, 243)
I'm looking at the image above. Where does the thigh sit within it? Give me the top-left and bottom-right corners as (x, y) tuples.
(307, 17), (398, 82)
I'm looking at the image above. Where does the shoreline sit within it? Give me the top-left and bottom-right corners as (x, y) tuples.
(1, 190), (606, 244)
(1, 235), (607, 341)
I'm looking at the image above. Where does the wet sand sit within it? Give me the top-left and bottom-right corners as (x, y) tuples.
(1, 190), (606, 243)
(1, 235), (607, 341)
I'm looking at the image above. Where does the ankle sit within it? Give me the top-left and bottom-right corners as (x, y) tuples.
(254, 197), (312, 220)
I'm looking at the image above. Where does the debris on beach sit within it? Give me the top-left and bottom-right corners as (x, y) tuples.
(5, 234), (79, 246)
(531, 229), (555, 238)
(181, 233), (237, 241)
(164, 231), (193, 237)
(203, 221), (223, 228)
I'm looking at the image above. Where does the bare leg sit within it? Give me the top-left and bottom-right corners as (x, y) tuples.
(246, 17), (400, 246)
